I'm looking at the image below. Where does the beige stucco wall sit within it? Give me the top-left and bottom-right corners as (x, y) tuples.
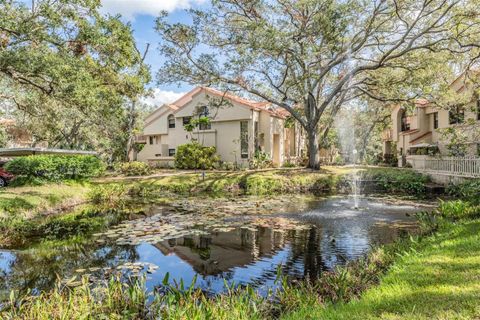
(138, 89), (293, 166)
(390, 101), (479, 161)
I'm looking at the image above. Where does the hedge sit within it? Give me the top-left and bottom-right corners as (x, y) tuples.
(5, 155), (105, 183)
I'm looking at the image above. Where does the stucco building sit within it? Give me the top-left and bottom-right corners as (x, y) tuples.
(383, 74), (480, 166)
(137, 87), (303, 167)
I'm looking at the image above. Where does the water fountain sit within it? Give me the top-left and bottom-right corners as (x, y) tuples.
(335, 108), (362, 209)
(351, 149), (360, 209)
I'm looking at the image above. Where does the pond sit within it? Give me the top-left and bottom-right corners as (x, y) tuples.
(0, 195), (426, 302)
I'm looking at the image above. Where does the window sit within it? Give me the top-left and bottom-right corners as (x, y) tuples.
(254, 121), (259, 151)
(183, 116), (192, 125)
(168, 149), (176, 157)
(433, 112), (439, 129)
(240, 121), (249, 159)
(477, 100), (480, 121)
(199, 121), (211, 130)
(168, 115), (175, 128)
(197, 106), (211, 130)
(400, 110), (410, 131)
(149, 136), (154, 145)
(198, 105), (209, 117)
(449, 106), (465, 125)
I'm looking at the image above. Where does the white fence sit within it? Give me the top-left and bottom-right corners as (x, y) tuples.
(407, 155), (480, 178)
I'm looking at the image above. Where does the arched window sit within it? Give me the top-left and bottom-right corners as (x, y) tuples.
(199, 105), (209, 117)
(168, 115), (175, 128)
(400, 110), (410, 131)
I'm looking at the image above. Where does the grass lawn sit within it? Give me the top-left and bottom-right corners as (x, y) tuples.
(0, 182), (91, 219)
(282, 220), (480, 320)
(107, 166), (360, 196)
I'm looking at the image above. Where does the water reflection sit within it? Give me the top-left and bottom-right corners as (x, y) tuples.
(0, 196), (420, 299)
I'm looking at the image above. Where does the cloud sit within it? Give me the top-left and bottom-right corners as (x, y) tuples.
(141, 88), (186, 106)
(100, 0), (205, 19)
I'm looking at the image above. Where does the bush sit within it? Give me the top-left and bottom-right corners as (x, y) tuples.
(175, 142), (220, 170)
(447, 180), (480, 204)
(282, 161), (298, 168)
(249, 151), (273, 169)
(431, 200), (480, 222)
(362, 168), (429, 195)
(115, 161), (151, 176)
(5, 155), (104, 184)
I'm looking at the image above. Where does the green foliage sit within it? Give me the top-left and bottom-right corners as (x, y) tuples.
(362, 168), (429, 195)
(249, 151), (273, 169)
(0, 0), (150, 160)
(88, 184), (130, 209)
(5, 155), (104, 184)
(282, 161), (297, 168)
(447, 180), (480, 204)
(174, 142), (220, 170)
(115, 161), (151, 176)
(435, 200), (480, 221)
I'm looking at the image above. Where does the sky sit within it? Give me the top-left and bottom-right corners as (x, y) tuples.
(99, 0), (208, 106)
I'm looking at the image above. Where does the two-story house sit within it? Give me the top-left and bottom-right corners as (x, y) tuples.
(383, 73), (480, 166)
(136, 87), (303, 167)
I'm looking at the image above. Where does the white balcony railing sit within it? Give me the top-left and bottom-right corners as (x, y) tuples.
(407, 155), (480, 177)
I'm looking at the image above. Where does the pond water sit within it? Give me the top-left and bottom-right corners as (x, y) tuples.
(0, 196), (425, 301)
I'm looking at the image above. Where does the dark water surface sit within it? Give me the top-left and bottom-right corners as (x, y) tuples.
(0, 196), (423, 300)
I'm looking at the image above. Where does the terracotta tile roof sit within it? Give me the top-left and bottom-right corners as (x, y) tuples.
(414, 99), (430, 107)
(410, 131), (432, 143)
(202, 87), (288, 118)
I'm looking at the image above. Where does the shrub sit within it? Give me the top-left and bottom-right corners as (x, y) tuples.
(436, 200), (480, 221)
(115, 161), (151, 176)
(362, 168), (429, 195)
(5, 155), (104, 184)
(282, 161), (297, 168)
(447, 180), (480, 204)
(175, 142), (220, 170)
(249, 151), (273, 169)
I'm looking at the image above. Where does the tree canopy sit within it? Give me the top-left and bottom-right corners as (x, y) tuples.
(0, 0), (150, 160)
(156, 0), (480, 168)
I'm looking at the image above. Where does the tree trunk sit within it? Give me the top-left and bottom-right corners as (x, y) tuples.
(307, 129), (320, 170)
(126, 99), (136, 162)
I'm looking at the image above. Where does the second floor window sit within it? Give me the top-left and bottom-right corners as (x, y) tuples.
(183, 116), (192, 125)
(400, 110), (410, 131)
(198, 105), (209, 117)
(198, 106), (211, 130)
(449, 106), (464, 125)
(240, 121), (249, 159)
(477, 99), (480, 121)
(168, 115), (175, 128)
(433, 112), (439, 129)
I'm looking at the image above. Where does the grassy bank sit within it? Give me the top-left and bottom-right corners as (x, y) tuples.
(97, 166), (430, 197)
(284, 220), (480, 319)
(0, 181), (90, 217)
(109, 167), (351, 196)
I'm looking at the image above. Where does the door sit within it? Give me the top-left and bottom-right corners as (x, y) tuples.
(273, 134), (280, 166)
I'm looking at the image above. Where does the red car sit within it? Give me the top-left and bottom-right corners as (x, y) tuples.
(0, 167), (14, 187)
